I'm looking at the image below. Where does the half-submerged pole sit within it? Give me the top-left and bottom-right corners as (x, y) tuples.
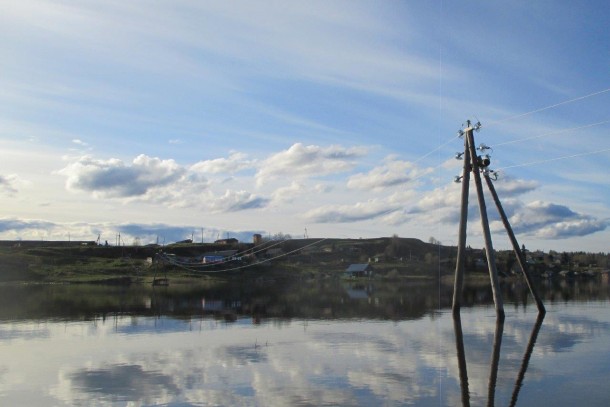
(452, 120), (544, 317)
(452, 136), (472, 314)
(484, 174), (546, 314)
(466, 125), (505, 318)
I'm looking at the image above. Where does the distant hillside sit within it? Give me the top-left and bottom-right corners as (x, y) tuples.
(2, 237), (606, 283)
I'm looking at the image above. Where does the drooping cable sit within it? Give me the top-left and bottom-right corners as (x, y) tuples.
(159, 237), (329, 273)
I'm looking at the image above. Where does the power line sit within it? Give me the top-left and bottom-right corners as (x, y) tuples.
(162, 237), (291, 269)
(495, 147), (610, 171)
(493, 120), (610, 147)
(433, 89), (609, 171)
(484, 87), (610, 128)
(160, 238), (329, 273)
(412, 134), (461, 165)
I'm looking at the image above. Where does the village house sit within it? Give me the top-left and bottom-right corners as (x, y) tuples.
(344, 263), (374, 278)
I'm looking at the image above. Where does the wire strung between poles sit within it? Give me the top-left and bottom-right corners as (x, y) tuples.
(492, 120), (610, 147)
(158, 238), (330, 274)
(483, 87), (610, 128)
(495, 147), (610, 171)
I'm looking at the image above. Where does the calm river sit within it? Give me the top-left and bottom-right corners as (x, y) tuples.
(0, 277), (609, 406)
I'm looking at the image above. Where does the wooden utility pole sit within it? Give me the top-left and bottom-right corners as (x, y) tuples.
(484, 174), (545, 314)
(452, 120), (544, 317)
(466, 126), (504, 318)
(452, 134), (471, 313)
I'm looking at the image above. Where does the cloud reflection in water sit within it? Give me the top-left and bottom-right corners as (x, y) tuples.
(0, 290), (609, 405)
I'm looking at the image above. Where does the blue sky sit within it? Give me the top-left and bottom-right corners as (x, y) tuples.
(1, 0), (608, 252)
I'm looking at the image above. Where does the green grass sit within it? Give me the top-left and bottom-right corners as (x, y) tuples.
(0, 238), (455, 284)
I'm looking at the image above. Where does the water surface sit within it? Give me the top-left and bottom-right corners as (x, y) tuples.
(0, 278), (608, 406)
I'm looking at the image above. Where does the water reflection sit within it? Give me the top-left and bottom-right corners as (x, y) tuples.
(453, 313), (545, 407)
(0, 280), (609, 405)
(2, 277), (609, 322)
(510, 314), (544, 407)
(71, 365), (180, 404)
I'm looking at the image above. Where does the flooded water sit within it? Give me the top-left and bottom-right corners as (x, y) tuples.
(0, 277), (609, 406)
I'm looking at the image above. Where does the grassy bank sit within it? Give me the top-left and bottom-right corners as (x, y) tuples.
(0, 237), (478, 285)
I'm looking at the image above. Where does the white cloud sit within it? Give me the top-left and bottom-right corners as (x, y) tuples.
(347, 159), (433, 190)
(208, 190), (269, 213)
(536, 218), (608, 239)
(256, 143), (367, 186)
(410, 185), (462, 216)
(271, 182), (305, 204)
(0, 174), (19, 195)
(509, 201), (607, 239)
(191, 152), (254, 175)
(405, 178), (607, 241)
(302, 199), (401, 224)
(492, 177), (538, 197)
(59, 155), (185, 198)
(313, 183), (333, 194)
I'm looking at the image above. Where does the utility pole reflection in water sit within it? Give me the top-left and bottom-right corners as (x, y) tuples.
(453, 313), (545, 406)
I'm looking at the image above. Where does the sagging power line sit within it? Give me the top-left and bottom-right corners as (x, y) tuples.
(155, 237), (329, 275)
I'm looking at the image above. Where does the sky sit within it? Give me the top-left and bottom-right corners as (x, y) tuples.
(1, 0), (609, 252)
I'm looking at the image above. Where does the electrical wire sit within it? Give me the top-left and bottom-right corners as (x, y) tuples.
(493, 120), (610, 148)
(412, 134), (461, 166)
(484, 87), (610, 128)
(168, 237), (291, 269)
(159, 237), (329, 273)
(495, 147), (610, 171)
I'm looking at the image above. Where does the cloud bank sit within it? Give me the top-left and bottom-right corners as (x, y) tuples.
(8, 143), (608, 245)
